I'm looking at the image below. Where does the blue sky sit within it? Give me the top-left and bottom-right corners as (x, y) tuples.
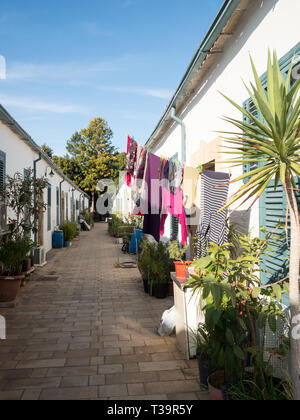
(0, 0), (224, 155)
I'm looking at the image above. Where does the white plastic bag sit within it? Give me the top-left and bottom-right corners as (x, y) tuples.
(157, 306), (176, 337)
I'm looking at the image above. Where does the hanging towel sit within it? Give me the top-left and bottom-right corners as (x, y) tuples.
(133, 148), (149, 216)
(182, 167), (199, 212)
(160, 186), (188, 245)
(197, 170), (229, 258)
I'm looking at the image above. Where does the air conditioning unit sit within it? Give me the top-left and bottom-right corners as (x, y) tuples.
(33, 246), (47, 266)
(0, 204), (7, 232)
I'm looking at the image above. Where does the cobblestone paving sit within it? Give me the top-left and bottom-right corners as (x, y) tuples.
(0, 223), (209, 400)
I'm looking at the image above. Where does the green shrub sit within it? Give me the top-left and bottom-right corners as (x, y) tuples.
(59, 222), (77, 242)
(0, 235), (36, 276)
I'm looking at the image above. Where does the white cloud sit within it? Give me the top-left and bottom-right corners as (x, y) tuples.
(6, 56), (130, 81)
(0, 94), (84, 114)
(69, 82), (173, 100)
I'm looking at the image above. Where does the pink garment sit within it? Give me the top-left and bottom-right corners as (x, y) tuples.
(160, 187), (188, 245)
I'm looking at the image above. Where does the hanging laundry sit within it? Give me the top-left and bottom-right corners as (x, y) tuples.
(143, 153), (162, 242)
(160, 185), (188, 245)
(196, 170), (229, 258)
(133, 147), (149, 215)
(133, 143), (142, 180)
(182, 167), (199, 213)
(126, 136), (138, 187)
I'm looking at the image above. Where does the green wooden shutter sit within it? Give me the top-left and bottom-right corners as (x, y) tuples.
(0, 151), (6, 194)
(66, 192), (69, 221)
(256, 44), (300, 306)
(56, 187), (60, 226)
(24, 169), (31, 235)
(47, 185), (52, 231)
(0, 151), (7, 232)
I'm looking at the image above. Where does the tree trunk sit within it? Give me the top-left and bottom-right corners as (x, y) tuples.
(284, 176), (300, 400)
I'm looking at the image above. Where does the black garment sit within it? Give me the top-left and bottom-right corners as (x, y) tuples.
(143, 153), (162, 242)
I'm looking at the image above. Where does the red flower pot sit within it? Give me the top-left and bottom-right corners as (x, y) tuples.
(174, 261), (192, 279)
(0, 275), (24, 302)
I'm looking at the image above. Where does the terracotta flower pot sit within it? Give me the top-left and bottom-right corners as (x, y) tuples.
(174, 261), (193, 279)
(0, 275), (24, 303)
(207, 371), (225, 401)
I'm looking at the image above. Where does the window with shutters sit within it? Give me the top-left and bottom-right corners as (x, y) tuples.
(243, 42), (300, 181)
(242, 43), (300, 304)
(47, 185), (52, 231)
(0, 151), (7, 232)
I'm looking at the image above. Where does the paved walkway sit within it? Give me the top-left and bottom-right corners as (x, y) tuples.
(0, 223), (209, 400)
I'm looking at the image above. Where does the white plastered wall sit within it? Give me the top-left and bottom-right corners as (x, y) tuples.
(152, 0), (300, 238)
(0, 119), (89, 254)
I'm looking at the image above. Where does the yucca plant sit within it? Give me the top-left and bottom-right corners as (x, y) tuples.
(219, 51), (300, 400)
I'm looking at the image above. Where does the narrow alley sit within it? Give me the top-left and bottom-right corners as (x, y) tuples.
(0, 223), (209, 401)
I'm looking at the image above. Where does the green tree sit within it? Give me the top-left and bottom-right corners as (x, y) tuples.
(52, 155), (84, 187)
(66, 117), (117, 210)
(111, 152), (127, 184)
(219, 51), (300, 399)
(41, 143), (54, 158)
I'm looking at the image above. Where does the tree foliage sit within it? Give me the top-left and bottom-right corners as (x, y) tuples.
(66, 117), (118, 193)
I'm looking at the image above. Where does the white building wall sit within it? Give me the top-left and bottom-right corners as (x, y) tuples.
(0, 119), (89, 254)
(152, 0), (300, 238)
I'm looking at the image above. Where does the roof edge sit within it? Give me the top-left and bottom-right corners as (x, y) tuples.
(0, 104), (89, 199)
(145, 0), (242, 148)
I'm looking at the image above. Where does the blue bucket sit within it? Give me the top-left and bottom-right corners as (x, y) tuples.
(52, 231), (64, 249)
(130, 229), (144, 254)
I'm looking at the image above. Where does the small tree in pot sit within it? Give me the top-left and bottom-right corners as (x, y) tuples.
(168, 240), (190, 279)
(0, 169), (47, 302)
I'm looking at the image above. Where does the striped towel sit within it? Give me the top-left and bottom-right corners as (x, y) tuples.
(197, 170), (230, 258)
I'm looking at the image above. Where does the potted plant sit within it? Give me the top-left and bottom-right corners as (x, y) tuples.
(168, 241), (191, 279)
(187, 230), (290, 400)
(0, 232), (36, 302)
(191, 324), (213, 387)
(149, 242), (170, 299)
(0, 170), (47, 302)
(59, 222), (77, 247)
(219, 51), (300, 399)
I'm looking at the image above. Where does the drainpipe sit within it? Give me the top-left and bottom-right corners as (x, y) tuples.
(59, 179), (65, 225)
(171, 106), (186, 164)
(33, 152), (42, 243)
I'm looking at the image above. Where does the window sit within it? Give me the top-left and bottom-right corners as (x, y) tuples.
(0, 151), (7, 232)
(242, 43), (300, 299)
(47, 185), (52, 231)
(243, 42), (300, 181)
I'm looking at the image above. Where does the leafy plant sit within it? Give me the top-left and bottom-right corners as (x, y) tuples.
(59, 222), (77, 242)
(0, 235), (36, 276)
(226, 375), (293, 401)
(0, 169), (48, 240)
(186, 229), (290, 389)
(168, 240), (188, 261)
(140, 240), (171, 293)
(219, 51), (300, 399)
(190, 323), (211, 357)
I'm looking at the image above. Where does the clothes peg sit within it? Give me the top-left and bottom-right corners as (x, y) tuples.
(197, 164), (204, 174)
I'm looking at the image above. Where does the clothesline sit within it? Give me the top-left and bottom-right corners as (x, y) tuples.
(125, 134), (230, 252)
